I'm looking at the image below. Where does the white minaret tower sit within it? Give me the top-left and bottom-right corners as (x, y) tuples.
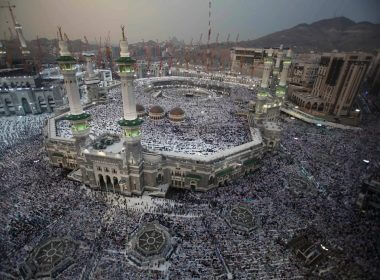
(116, 25), (144, 195)
(279, 58), (291, 86)
(118, 30), (137, 120)
(83, 52), (100, 102)
(56, 27), (90, 139)
(261, 57), (273, 89)
(286, 48), (292, 58)
(273, 51), (283, 76)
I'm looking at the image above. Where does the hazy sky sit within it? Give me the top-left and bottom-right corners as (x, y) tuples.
(1, 0), (379, 45)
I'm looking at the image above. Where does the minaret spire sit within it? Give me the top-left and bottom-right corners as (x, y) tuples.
(57, 26), (63, 40)
(121, 25), (126, 41)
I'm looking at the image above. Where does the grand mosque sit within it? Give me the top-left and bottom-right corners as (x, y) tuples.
(44, 27), (290, 197)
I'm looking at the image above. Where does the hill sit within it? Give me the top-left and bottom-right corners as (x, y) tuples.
(239, 17), (380, 52)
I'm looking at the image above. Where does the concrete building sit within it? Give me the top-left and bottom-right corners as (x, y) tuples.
(289, 52), (321, 88)
(230, 47), (289, 77)
(367, 51), (380, 98)
(288, 52), (373, 118)
(0, 68), (64, 116)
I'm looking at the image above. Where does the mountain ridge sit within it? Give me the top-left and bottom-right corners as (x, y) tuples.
(239, 17), (380, 52)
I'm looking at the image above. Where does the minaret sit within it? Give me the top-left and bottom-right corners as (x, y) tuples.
(116, 26), (144, 195)
(273, 51), (283, 75)
(260, 57), (273, 89)
(279, 58), (291, 86)
(286, 48), (292, 58)
(275, 86), (286, 103)
(56, 27), (90, 143)
(254, 90), (268, 126)
(83, 52), (100, 102)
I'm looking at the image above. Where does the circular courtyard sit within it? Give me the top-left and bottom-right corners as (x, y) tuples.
(19, 238), (77, 279)
(127, 222), (176, 267)
(55, 77), (255, 156)
(226, 204), (257, 234)
(137, 228), (166, 255)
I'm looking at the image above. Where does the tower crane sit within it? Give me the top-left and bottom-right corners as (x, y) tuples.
(105, 31), (113, 71)
(96, 36), (103, 68)
(35, 35), (43, 72)
(0, 2), (29, 55)
(157, 40), (163, 76)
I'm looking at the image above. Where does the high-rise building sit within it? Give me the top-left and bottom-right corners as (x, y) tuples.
(289, 53), (321, 88)
(311, 52), (372, 116)
(367, 51), (380, 98)
(288, 52), (373, 118)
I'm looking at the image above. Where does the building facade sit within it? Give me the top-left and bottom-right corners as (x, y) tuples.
(230, 46), (291, 77)
(288, 52), (373, 118)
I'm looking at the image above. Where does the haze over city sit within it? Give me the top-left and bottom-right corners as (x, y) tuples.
(1, 0), (380, 44)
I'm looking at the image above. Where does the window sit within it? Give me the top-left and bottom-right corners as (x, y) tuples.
(112, 169), (117, 174)
(97, 166), (102, 171)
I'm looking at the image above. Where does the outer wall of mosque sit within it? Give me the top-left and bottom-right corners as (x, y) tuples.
(44, 77), (281, 195)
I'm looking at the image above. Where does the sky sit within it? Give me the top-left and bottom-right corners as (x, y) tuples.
(1, 0), (379, 45)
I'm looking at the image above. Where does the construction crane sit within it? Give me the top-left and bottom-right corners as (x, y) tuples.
(35, 35), (42, 72)
(213, 32), (220, 69)
(198, 33), (203, 46)
(1, 2), (29, 54)
(96, 36), (103, 68)
(157, 40), (163, 76)
(144, 40), (152, 75)
(105, 31), (113, 71)
(168, 41), (174, 70)
(207, 0), (212, 71)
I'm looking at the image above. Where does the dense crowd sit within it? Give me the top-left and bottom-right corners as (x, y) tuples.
(1, 85), (380, 279)
(0, 114), (51, 156)
(56, 80), (253, 155)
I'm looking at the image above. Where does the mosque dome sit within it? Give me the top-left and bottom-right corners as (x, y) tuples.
(136, 104), (145, 117)
(150, 105), (164, 114)
(169, 107), (185, 122)
(169, 107), (184, 116)
(149, 105), (165, 120)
